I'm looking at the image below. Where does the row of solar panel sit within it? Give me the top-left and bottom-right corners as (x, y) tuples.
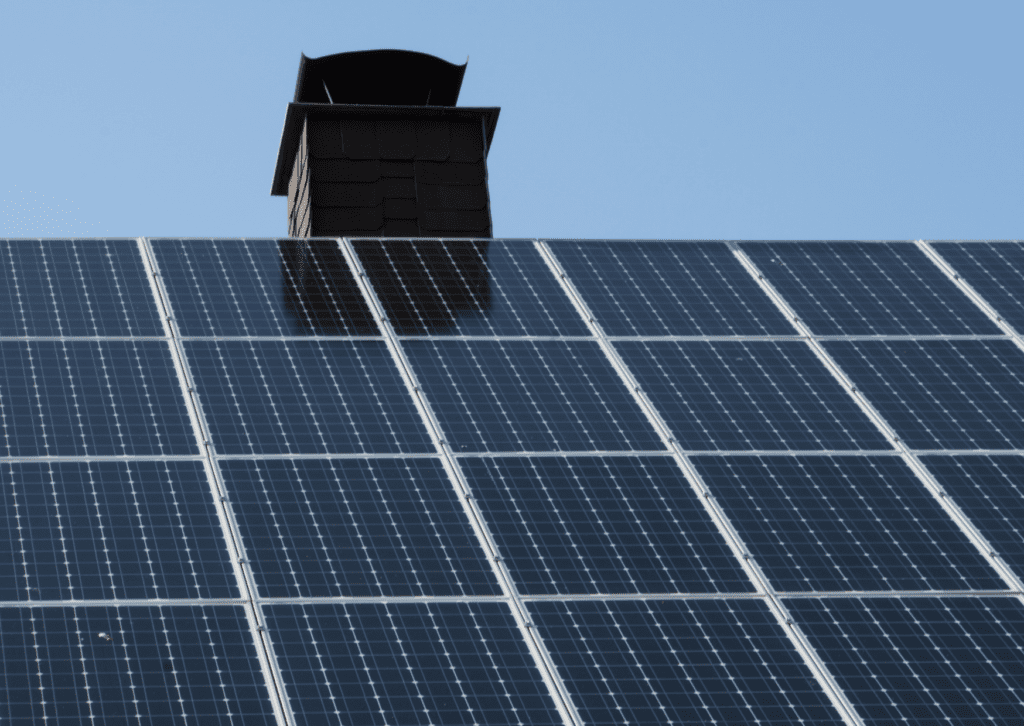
(1, 239), (1022, 338)
(4, 596), (1023, 724)
(2, 454), (1022, 600)
(1, 337), (1021, 455)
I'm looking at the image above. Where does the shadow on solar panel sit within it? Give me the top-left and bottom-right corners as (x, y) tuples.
(279, 239), (377, 335)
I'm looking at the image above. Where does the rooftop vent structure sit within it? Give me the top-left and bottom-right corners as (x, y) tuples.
(271, 50), (500, 238)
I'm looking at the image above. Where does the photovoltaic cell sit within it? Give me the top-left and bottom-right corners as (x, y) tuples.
(788, 597), (1024, 725)
(528, 599), (844, 726)
(186, 339), (433, 454)
(0, 340), (197, 456)
(824, 339), (1024, 450)
(0, 606), (275, 725)
(931, 242), (1024, 331)
(403, 339), (662, 452)
(0, 461), (235, 601)
(741, 241), (1000, 335)
(923, 455), (1024, 579)
(460, 456), (753, 595)
(221, 458), (500, 598)
(692, 455), (1003, 591)
(263, 602), (562, 726)
(151, 238), (378, 336)
(353, 238), (588, 336)
(0, 239), (163, 337)
(616, 340), (890, 450)
(547, 240), (793, 336)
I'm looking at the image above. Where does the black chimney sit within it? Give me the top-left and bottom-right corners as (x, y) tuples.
(271, 50), (500, 238)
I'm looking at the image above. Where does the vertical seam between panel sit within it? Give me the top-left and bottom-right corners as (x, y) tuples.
(336, 237), (585, 726)
(136, 238), (296, 726)
(535, 240), (868, 726)
(728, 242), (1024, 594)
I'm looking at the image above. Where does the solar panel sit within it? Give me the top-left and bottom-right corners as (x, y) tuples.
(4, 235), (1024, 725)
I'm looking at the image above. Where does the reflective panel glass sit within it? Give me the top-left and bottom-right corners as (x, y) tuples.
(741, 241), (999, 335)
(263, 602), (562, 726)
(529, 599), (844, 726)
(222, 458), (499, 598)
(461, 456), (753, 594)
(152, 238), (378, 336)
(186, 339), (433, 454)
(932, 242), (1024, 331)
(617, 340), (890, 450)
(0, 239), (163, 337)
(692, 455), (1003, 591)
(0, 340), (196, 456)
(789, 597), (1024, 725)
(404, 339), (662, 452)
(825, 339), (1024, 450)
(354, 238), (587, 336)
(0, 461), (235, 600)
(548, 240), (792, 336)
(0, 606), (275, 724)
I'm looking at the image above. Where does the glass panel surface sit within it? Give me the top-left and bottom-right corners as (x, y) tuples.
(932, 242), (1024, 331)
(0, 239), (163, 336)
(617, 340), (890, 450)
(0, 606), (275, 724)
(222, 458), (499, 597)
(0, 461), (235, 600)
(789, 597), (1024, 725)
(692, 455), (1003, 591)
(825, 339), (1024, 450)
(548, 240), (793, 336)
(152, 238), (378, 336)
(186, 339), (433, 454)
(0, 340), (196, 456)
(461, 455), (753, 594)
(263, 602), (562, 726)
(354, 238), (588, 335)
(529, 599), (844, 726)
(404, 339), (662, 452)
(741, 241), (999, 335)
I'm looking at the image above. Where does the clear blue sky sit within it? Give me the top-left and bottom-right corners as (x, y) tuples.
(0, 1), (1020, 240)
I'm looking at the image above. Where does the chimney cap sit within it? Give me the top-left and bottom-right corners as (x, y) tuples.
(294, 49), (468, 107)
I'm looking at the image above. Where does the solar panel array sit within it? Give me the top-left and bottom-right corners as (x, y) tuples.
(1, 236), (1023, 725)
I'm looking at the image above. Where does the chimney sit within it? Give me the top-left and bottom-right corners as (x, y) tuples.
(271, 50), (500, 238)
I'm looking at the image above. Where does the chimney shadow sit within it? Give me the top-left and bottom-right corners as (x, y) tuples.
(352, 239), (491, 335)
(279, 239), (378, 335)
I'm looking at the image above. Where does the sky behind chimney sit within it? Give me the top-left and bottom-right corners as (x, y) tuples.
(0, 0), (1020, 239)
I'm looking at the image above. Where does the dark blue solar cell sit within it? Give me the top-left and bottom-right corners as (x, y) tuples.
(547, 240), (792, 336)
(404, 339), (662, 452)
(0, 606), (274, 724)
(528, 599), (844, 726)
(263, 602), (562, 726)
(461, 456), (753, 594)
(932, 242), (1024, 331)
(221, 457), (500, 598)
(152, 238), (378, 336)
(186, 339), (433, 454)
(825, 339), (1024, 450)
(0, 239), (163, 336)
(354, 238), (588, 335)
(617, 340), (890, 450)
(788, 597), (1024, 725)
(741, 241), (1000, 335)
(0, 340), (196, 456)
(923, 455), (1024, 580)
(692, 455), (1003, 591)
(0, 461), (236, 601)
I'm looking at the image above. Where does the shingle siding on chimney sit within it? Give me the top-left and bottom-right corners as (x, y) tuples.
(288, 112), (493, 239)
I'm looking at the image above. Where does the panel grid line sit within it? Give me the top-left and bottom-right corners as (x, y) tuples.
(728, 242), (1024, 593)
(534, 239), (868, 726)
(138, 237), (295, 726)
(337, 237), (586, 726)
